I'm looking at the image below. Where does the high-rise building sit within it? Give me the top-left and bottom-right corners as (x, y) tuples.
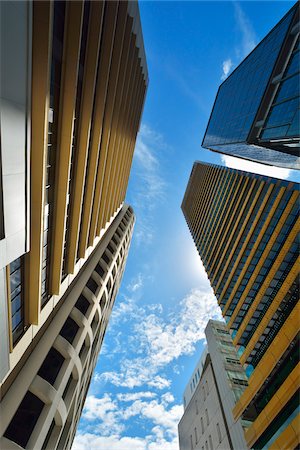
(182, 162), (299, 449)
(0, 1), (147, 448)
(202, 3), (299, 170)
(178, 320), (248, 450)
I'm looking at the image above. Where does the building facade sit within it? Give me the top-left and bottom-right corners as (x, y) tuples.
(202, 3), (299, 170)
(0, 1), (147, 448)
(182, 162), (299, 449)
(178, 320), (248, 450)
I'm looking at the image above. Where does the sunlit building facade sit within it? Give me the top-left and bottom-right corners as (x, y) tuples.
(202, 3), (299, 170)
(178, 320), (248, 450)
(0, 1), (147, 448)
(182, 162), (299, 449)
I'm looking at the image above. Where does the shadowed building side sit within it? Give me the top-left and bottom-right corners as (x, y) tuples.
(0, 1), (147, 448)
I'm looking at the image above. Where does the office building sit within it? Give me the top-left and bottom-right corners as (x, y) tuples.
(178, 320), (248, 450)
(0, 1), (147, 448)
(202, 3), (299, 170)
(182, 162), (299, 449)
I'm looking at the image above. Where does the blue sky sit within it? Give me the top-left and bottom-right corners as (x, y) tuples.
(73, 2), (297, 449)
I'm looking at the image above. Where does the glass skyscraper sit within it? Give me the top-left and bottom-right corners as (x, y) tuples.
(202, 3), (299, 170)
(182, 161), (299, 449)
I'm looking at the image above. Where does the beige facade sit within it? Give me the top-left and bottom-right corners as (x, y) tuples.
(0, 1), (147, 448)
(182, 162), (300, 448)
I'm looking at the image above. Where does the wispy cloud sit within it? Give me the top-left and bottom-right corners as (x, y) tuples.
(221, 58), (233, 81)
(221, 155), (291, 180)
(220, 2), (257, 80)
(233, 2), (257, 58)
(129, 124), (167, 246)
(127, 273), (144, 292)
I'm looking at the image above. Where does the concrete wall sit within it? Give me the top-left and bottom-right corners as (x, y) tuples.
(0, 0), (32, 383)
(179, 358), (231, 450)
(206, 320), (247, 450)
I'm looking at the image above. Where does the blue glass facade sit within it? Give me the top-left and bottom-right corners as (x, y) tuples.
(260, 36), (300, 140)
(202, 4), (299, 169)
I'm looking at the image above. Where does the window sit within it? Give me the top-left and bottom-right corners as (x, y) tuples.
(95, 263), (105, 278)
(100, 294), (106, 311)
(201, 416), (204, 433)
(60, 317), (79, 344)
(10, 257), (25, 344)
(202, 385), (206, 401)
(194, 427), (198, 444)
(209, 435), (213, 450)
(86, 277), (98, 294)
(4, 392), (44, 448)
(102, 253), (110, 265)
(217, 423), (222, 443)
(206, 380), (209, 395)
(38, 347), (64, 385)
(190, 434), (193, 450)
(205, 408), (209, 425)
(205, 440), (209, 450)
(195, 399), (199, 415)
(75, 294), (90, 315)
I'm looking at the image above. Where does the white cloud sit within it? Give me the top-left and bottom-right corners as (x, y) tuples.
(221, 3), (257, 80)
(161, 392), (174, 404)
(82, 394), (124, 436)
(129, 124), (168, 245)
(117, 392), (157, 403)
(221, 155), (291, 180)
(221, 58), (233, 80)
(233, 2), (257, 58)
(75, 393), (182, 450)
(96, 288), (221, 390)
(127, 273), (144, 292)
(72, 434), (147, 450)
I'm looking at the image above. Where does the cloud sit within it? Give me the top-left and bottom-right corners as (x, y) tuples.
(72, 434), (147, 450)
(82, 394), (124, 436)
(127, 273), (144, 292)
(95, 288), (222, 390)
(233, 2), (257, 58)
(129, 124), (167, 245)
(220, 3), (257, 80)
(221, 58), (233, 80)
(75, 393), (183, 450)
(117, 392), (157, 402)
(221, 155), (291, 180)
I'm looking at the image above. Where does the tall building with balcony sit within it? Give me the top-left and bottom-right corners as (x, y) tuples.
(182, 162), (299, 449)
(202, 3), (299, 170)
(0, 1), (147, 448)
(178, 320), (248, 450)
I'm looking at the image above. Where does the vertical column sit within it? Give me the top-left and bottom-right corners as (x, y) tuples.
(66, 1), (105, 274)
(50, 1), (84, 294)
(25, 1), (53, 324)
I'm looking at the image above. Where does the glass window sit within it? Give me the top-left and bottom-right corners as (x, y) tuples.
(75, 294), (90, 315)
(4, 392), (44, 448)
(60, 317), (79, 344)
(38, 347), (64, 385)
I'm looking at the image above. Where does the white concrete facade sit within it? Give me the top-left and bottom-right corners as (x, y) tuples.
(0, 205), (134, 450)
(0, 0), (32, 380)
(178, 320), (248, 450)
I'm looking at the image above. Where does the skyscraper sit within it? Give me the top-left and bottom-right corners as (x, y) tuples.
(202, 3), (299, 170)
(178, 320), (248, 450)
(182, 162), (299, 449)
(0, 1), (147, 448)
